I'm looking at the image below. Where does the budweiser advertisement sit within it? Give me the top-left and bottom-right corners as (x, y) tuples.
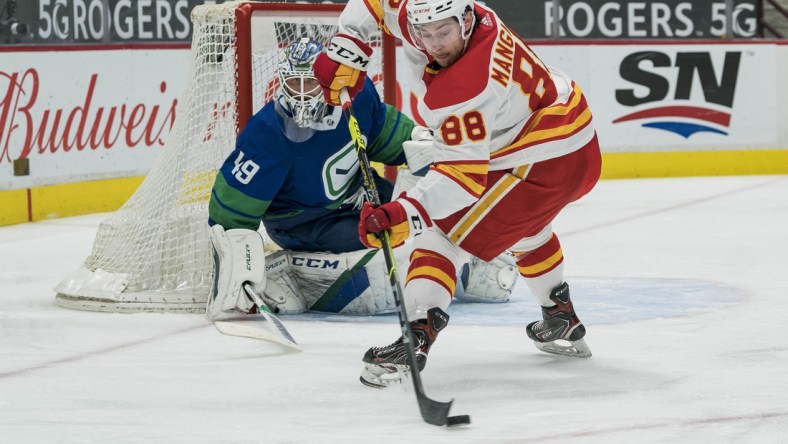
(1, 48), (188, 189)
(2, 42), (783, 190)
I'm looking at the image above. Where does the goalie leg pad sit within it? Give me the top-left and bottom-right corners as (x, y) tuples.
(456, 251), (518, 303)
(284, 247), (414, 315)
(262, 250), (307, 314)
(207, 225), (266, 320)
(266, 244), (417, 315)
(339, 245), (416, 314)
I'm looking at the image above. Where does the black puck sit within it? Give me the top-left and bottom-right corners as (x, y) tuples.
(446, 414), (471, 427)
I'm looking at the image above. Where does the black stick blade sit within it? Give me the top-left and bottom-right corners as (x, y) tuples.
(447, 414), (472, 427)
(419, 396), (454, 426)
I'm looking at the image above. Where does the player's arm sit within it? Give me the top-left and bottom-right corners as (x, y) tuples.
(336, 0), (390, 43)
(312, 0), (390, 105)
(353, 77), (411, 166)
(358, 97), (494, 248)
(210, 142), (271, 230)
(206, 134), (289, 319)
(351, 80), (433, 174)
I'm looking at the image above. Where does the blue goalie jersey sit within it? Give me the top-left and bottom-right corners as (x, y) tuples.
(208, 78), (415, 251)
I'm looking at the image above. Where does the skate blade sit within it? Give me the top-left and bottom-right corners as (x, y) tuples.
(359, 363), (410, 388)
(534, 338), (592, 358)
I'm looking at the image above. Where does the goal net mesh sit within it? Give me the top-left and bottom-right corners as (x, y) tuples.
(54, 1), (387, 313)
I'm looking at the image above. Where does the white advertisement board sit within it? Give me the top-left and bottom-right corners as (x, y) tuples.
(0, 48), (189, 190)
(585, 44), (777, 152)
(1, 42), (783, 192)
(396, 42), (780, 153)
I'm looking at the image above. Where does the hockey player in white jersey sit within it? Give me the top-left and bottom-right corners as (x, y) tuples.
(314, 0), (602, 386)
(206, 38), (518, 322)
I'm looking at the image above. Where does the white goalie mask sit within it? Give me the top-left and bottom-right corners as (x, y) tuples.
(406, 0), (475, 51)
(277, 38), (326, 128)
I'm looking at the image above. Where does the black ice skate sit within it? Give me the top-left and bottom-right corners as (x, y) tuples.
(360, 307), (449, 388)
(526, 282), (592, 358)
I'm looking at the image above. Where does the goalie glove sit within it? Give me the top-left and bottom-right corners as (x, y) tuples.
(358, 195), (432, 249)
(313, 34), (372, 105)
(207, 225), (266, 320)
(402, 125), (434, 176)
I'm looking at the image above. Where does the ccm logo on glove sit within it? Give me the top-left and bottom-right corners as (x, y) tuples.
(314, 34), (372, 105)
(327, 34), (371, 69)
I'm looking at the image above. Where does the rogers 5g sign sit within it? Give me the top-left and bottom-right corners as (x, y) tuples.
(34, 0), (233, 43)
(477, 0), (760, 39)
(543, 0), (759, 38)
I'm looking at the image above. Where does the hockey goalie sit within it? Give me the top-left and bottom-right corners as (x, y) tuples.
(206, 38), (517, 320)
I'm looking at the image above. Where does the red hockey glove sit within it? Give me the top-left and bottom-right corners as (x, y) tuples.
(313, 34), (372, 105)
(358, 196), (433, 249)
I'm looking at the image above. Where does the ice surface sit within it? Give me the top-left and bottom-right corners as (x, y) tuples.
(1, 176), (787, 443)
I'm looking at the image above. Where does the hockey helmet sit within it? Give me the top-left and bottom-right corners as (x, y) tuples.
(406, 0), (475, 51)
(277, 38), (326, 128)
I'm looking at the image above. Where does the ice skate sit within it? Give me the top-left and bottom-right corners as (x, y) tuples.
(526, 282), (592, 358)
(360, 307), (449, 388)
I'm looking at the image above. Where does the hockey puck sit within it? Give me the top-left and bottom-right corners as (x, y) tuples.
(446, 415), (471, 427)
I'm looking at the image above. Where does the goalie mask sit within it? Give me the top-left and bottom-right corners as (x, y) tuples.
(277, 38), (326, 128)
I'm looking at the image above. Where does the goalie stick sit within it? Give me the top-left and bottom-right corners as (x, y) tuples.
(340, 88), (470, 427)
(213, 283), (301, 351)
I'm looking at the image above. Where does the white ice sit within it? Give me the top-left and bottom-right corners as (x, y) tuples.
(1, 176), (787, 443)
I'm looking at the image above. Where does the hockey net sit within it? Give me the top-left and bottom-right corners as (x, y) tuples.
(54, 1), (394, 313)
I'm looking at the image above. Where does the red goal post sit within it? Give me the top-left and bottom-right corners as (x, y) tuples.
(54, 1), (397, 313)
(234, 2), (398, 131)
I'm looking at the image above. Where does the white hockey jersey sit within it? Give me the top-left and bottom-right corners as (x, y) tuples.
(337, 0), (596, 220)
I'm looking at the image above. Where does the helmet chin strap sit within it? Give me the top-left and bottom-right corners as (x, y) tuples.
(460, 10), (476, 54)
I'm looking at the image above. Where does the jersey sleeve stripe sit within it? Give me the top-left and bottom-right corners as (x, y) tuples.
(362, 0), (390, 34)
(208, 192), (264, 229)
(518, 108), (592, 148)
(208, 173), (269, 226)
(491, 83), (591, 159)
(432, 161), (489, 197)
(367, 104), (409, 165)
(210, 189), (263, 220)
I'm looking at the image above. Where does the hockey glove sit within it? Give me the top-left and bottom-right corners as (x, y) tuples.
(402, 126), (435, 176)
(358, 195), (432, 249)
(313, 34), (372, 105)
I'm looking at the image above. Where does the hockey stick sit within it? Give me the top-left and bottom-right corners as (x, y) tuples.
(339, 88), (470, 427)
(213, 283), (301, 351)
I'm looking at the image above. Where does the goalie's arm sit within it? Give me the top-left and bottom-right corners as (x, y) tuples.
(208, 124), (291, 230)
(355, 81), (434, 174)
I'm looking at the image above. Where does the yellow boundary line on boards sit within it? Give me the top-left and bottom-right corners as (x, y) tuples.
(1, 149), (786, 227)
(0, 177), (144, 226)
(601, 149), (788, 179)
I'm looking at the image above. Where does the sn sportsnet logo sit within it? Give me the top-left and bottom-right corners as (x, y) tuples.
(613, 51), (741, 138)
